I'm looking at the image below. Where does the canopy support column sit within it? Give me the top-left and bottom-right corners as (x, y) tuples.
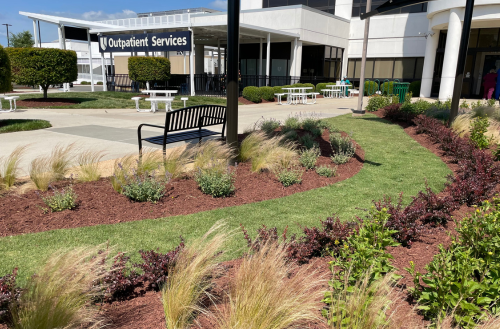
(87, 29), (94, 92)
(266, 33), (270, 86)
(217, 39), (221, 74)
(189, 28), (195, 96)
(100, 52), (107, 91)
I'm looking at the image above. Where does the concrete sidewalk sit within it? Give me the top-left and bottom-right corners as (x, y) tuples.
(0, 97), (359, 173)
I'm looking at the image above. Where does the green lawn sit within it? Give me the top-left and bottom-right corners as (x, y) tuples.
(0, 92), (236, 110)
(0, 114), (451, 283)
(0, 119), (52, 134)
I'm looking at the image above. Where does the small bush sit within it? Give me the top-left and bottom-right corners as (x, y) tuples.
(331, 152), (352, 165)
(382, 103), (403, 120)
(299, 133), (317, 149)
(318, 119), (338, 133)
(380, 81), (394, 95)
(96, 81), (103, 85)
(80, 81), (89, 85)
(121, 170), (168, 203)
(128, 56), (171, 83)
(40, 186), (78, 212)
(364, 80), (379, 96)
(283, 130), (298, 141)
(276, 168), (302, 187)
(242, 86), (262, 103)
(365, 95), (398, 112)
(250, 135), (298, 173)
(315, 165), (336, 177)
(301, 118), (321, 132)
(330, 133), (356, 155)
(316, 82), (336, 93)
(283, 115), (301, 131)
(194, 165), (235, 198)
(408, 80), (421, 96)
(469, 116), (491, 150)
(194, 140), (233, 171)
(259, 86), (275, 101)
(0, 269), (19, 323)
(259, 118), (280, 135)
(299, 147), (320, 169)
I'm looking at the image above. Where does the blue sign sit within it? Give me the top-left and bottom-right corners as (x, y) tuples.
(98, 31), (191, 53)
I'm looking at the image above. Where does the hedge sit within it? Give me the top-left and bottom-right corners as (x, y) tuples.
(128, 56), (171, 83)
(260, 86), (275, 101)
(380, 81), (395, 96)
(242, 86), (262, 103)
(0, 45), (11, 93)
(6, 47), (77, 98)
(409, 80), (421, 97)
(316, 82), (336, 93)
(364, 81), (379, 96)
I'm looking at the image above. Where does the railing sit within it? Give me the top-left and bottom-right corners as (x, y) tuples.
(77, 73), (104, 82)
(98, 14), (190, 28)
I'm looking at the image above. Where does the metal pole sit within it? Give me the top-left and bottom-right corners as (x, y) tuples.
(266, 33), (271, 86)
(227, 0), (240, 150)
(2, 24), (12, 47)
(188, 27), (195, 96)
(356, 0), (371, 114)
(450, 0), (475, 124)
(218, 39), (221, 74)
(33, 20), (38, 47)
(101, 52), (107, 92)
(87, 29), (94, 92)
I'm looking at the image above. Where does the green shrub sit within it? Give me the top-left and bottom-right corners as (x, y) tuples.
(96, 81), (103, 85)
(408, 80), (421, 96)
(299, 133), (317, 149)
(365, 95), (390, 112)
(331, 153), (352, 165)
(259, 118), (280, 134)
(469, 116), (491, 150)
(315, 165), (336, 177)
(259, 86), (275, 101)
(299, 147), (320, 169)
(283, 130), (298, 141)
(0, 45), (12, 93)
(194, 165), (235, 198)
(284, 116), (301, 130)
(6, 47), (77, 98)
(242, 86), (262, 103)
(330, 133), (356, 155)
(318, 120), (339, 133)
(380, 81), (394, 96)
(80, 81), (89, 85)
(364, 81), (379, 96)
(40, 186), (78, 212)
(121, 171), (167, 203)
(302, 118), (321, 132)
(276, 168), (302, 187)
(401, 98), (433, 116)
(128, 56), (171, 83)
(293, 82), (314, 92)
(407, 199), (500, 328)
(316, 82), (336, 93)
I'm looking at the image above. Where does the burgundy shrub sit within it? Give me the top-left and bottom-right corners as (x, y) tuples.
(382, 104), (403, 121)
(101, 253), (141, 302)
(410, 185), (458, 225)
(0, 269), (19, 323)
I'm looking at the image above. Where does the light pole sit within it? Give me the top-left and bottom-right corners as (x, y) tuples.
(2, 24), (12, 47)
(356, 0), (371, 115)
(226, 0), (240, 154)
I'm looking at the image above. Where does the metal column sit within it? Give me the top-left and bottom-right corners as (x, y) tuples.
(100, 52), (107, 91)
(227, 0), (240, 150)
(87, 29), (94, 92)
(266, 33), (270, 86)
(294, 38), (298, 76)
(33, 20), (39, 47)
(189, 28), (195, 96)
(356, 0), (371, 114)
(217, 39), (221, 74)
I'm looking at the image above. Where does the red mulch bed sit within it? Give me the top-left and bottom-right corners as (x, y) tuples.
(16, 98), (81, 108)
(0, 130), (364, 237)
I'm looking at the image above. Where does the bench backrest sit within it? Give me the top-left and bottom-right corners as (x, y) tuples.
(164, 105), (227, 132)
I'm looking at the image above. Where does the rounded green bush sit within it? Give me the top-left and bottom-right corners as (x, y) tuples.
(364, 81), (379, 96)
(242, 86), (262, 103)
(380, 81), (395, 96)
(316, 82), (336, 94)
(96, 81), (103, 85)
(409, 80), (421, 97)
(128, 56), (171, 83)
(260, 86), (275, 101)
(0, 45), (12, 93)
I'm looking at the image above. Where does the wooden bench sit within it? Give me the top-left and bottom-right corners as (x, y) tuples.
(137, 105), (227, 155)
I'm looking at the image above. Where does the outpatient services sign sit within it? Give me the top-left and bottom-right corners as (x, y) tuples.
(98, 31), (191, 53)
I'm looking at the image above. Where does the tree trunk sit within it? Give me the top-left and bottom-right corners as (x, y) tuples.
(42, 85), (48, 99)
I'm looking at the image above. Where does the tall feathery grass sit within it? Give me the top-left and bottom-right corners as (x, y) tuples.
(10, 247), (109, 329)
(138, 148), (163, 175)
(0, 145), (28, 190)
(50, 143), (76, 180)
(194, 140), (234, 171)
(163, 146), (194, 178)
(29, 144), (76, 191)
(238, 131), (267, 163)
(162, 223), (227, 329)
(451, 113), (500, 143)
(216, 243), (326, 329)
(326, 271), (396, 329)
(76, 149), (105, 182)
(110, 154), (136, 193)
(251, 135), (298, 173)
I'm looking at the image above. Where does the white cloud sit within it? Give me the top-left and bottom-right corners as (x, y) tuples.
(209, 0), (227, 10)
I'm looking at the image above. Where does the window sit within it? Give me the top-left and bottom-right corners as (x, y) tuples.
(478, 28), (499, 48)
(264, 0), (335, 14)
(351, 0), (426, 17)
(348, 57), (424, 80)
(393, 58), (416, 79)
(373, 59), (393, 79)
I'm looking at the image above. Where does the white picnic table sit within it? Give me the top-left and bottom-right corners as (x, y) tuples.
(282, 87), (315, 105)
(141, 90), (178, 112)
(325, 84), (352, 98)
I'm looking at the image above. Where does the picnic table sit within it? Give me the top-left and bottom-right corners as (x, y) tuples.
(325, 84), (352, 98)
(281, 87), (317, 105)
(141, 90), (178, 112)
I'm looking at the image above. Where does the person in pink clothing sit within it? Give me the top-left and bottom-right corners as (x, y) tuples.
(483, 69), (498, 99)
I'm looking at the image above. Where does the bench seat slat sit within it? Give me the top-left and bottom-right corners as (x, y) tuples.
(144, 129), (220, 145)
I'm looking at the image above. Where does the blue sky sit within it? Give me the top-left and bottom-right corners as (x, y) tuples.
(0, 0), (227, 47)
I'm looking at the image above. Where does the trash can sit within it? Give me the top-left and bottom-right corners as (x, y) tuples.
(394, 82), (410, 103)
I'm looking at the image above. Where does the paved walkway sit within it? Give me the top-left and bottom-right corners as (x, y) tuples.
(0, 97), (359, 173)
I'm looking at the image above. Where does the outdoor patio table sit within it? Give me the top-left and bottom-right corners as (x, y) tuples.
(282, 87), (313, 105)
(142, 90), (178, 112)
(326, 85), (352, 98)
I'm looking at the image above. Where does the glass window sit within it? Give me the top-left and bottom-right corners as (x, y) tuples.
(393, 58), (415, 79)
(469, 29), (479, 48)
(272, 59), (288, 76)
(351, 6), (360, 17)
(347, 59), (355, 78)
(262, 0), (269, 7)
(438, 31), (447, 49)
(289, 0), (307, 5)
(268, 0), (288, 7)
(354, 59), (362, 78)
(324, 61), (330, 77)
(373, 59), (393, 79)
(415, 58), (424, 79)
(247, 59), (257, 75)
(241, 59), (247, 75)
(365, 59), (374, 79)
(478, 28), (499, 48)
(308, 0), (329, 7)
(324, 46), (331, 59)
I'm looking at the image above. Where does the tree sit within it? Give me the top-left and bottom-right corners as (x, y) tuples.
(9, 31), (35, 48)
(0, 45), (12, 93)
(128, 57), (171, 86)
(6, 48), (77, 98)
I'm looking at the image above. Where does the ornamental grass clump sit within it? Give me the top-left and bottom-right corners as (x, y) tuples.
(250, 135), (298, 173)
(238, 131), (267, 163)
(75, 149), (105, 182)
(216, 242), (326, 329)
(194, 163), (235, 198)
(10, 248), (109, 329)
(0, 145), (27, 190)
(29, 156), (55, 192)
(29, 143), (76, 191)
(50, 143), (76, 181)
(163, 146), (193, 179)
(300, 146), (320, 169)
(110, 154), (136, 193)
(316, 165), (337, 177)
(40, 186), (78, 212)
(162, 223), (226, 329)
(194, 140), (234, 171)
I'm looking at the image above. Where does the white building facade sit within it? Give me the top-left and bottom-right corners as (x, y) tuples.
(21, 0), (500, 99)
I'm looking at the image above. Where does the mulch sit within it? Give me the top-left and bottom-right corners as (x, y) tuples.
(16, 98), (81, 108)
(0, 130), (364, 237)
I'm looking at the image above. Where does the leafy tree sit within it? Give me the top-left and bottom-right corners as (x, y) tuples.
(0, 45), (12, 93)
(9, 31), (35, 48)
(128, 57), (170, 84)
(6, 48), (77, 98)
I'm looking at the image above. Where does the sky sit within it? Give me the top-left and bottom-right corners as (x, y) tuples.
(0, 0), (227, 47)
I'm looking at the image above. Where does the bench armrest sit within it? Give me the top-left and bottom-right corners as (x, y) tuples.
(138, 123), (165, 131)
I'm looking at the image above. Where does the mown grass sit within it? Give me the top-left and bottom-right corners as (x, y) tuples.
(0, 114), (451, 284)
(0, 119), (52, 134)
(0, 92), (237, 110)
